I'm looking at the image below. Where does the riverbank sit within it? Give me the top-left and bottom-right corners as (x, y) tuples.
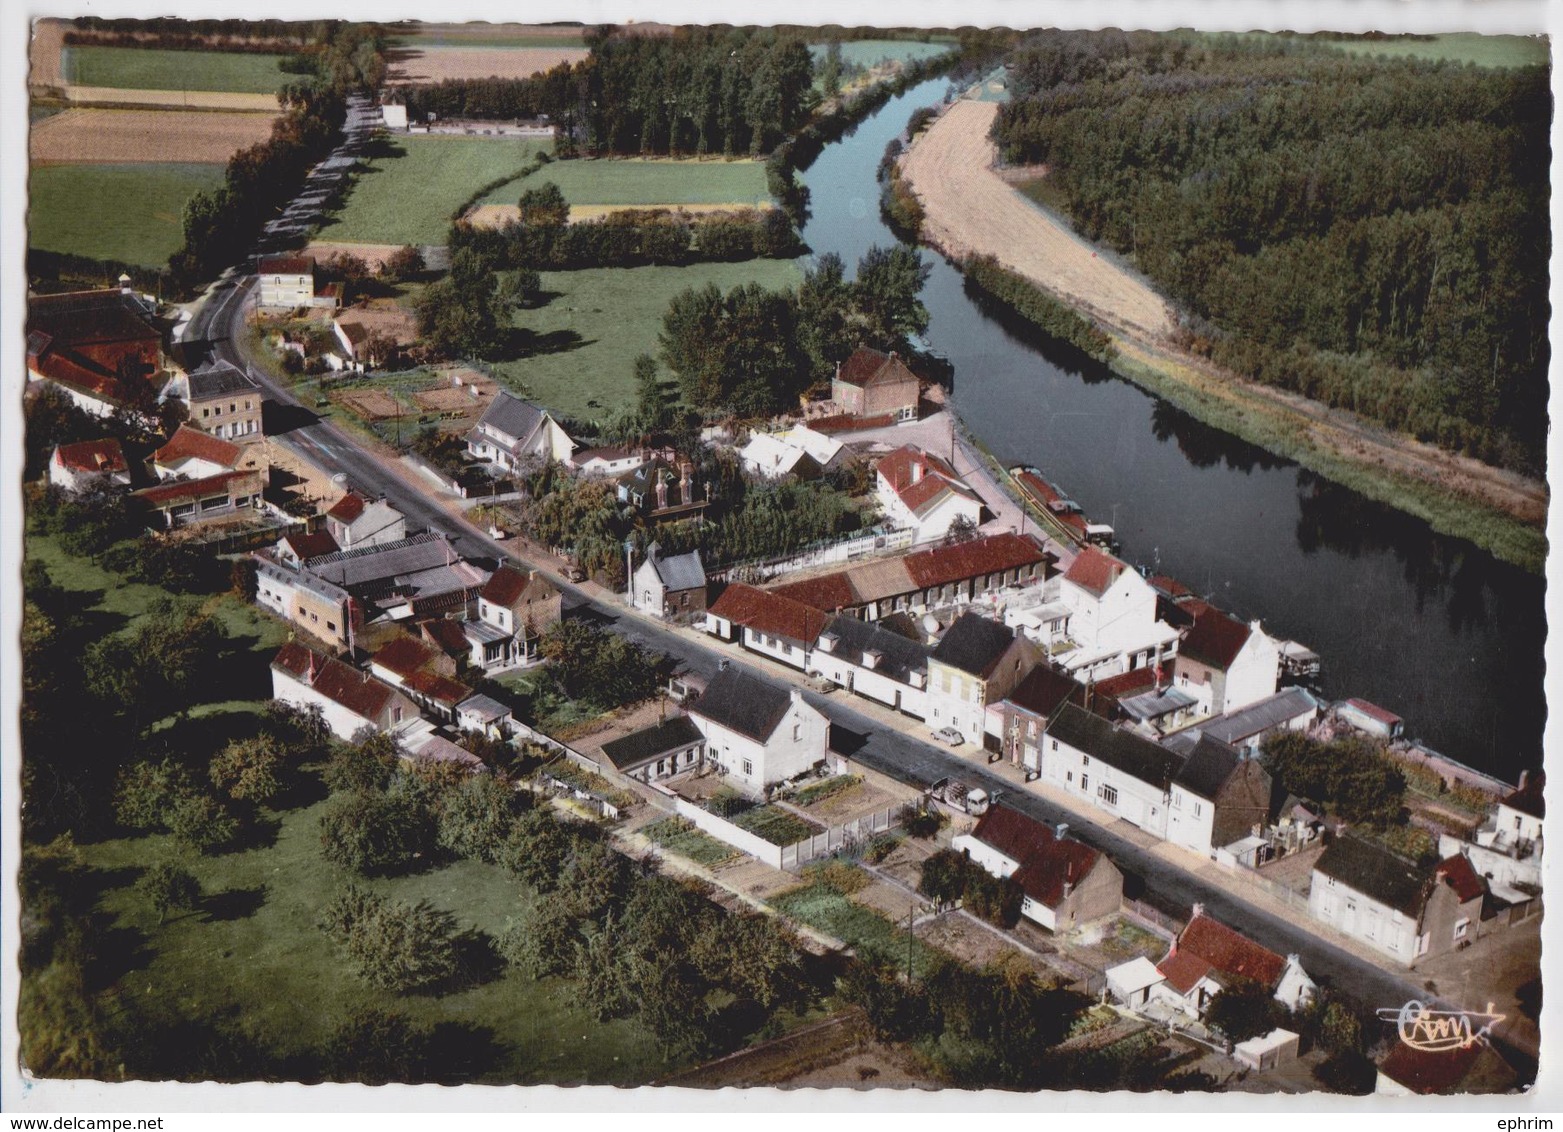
(898, 97), (1548, 575)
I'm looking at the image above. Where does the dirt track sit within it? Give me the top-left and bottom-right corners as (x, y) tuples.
(30, 107), (277, 164)
(387, 45), (588, 84)
(901, 98), (1548, 530)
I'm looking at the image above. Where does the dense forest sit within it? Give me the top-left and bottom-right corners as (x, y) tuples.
(397, 26), (816, 157)
(991, 31), (1551, 473)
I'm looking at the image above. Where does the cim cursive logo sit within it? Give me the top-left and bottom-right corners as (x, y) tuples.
(1376, 1001), (1507, 1052)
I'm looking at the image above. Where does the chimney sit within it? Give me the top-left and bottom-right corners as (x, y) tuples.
(789, 688), (802, 704)
(1055, 822), (1069, 841)
(655, 478), (668, 510)
(306, 650), (318, 685)
(834, 360), (841, 382)
(910, 456), (923, 485)
(1192, 902), (1205, 920)
(118, 272), (132, 294)
(1063, 863), (1074, 899)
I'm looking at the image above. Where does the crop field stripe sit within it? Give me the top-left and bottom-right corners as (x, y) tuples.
(477, 158), (772, 209)
(29, 161), (228, 266)
(61, 45), (291, 94)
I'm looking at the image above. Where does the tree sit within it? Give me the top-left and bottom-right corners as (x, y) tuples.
(497, 902), (581, 979)
(943, 514), (979, 545)
(631, 352), (672, 434)
(167, 791), (241, 855)
(115, 759), (195, 832)
(1204, 978), (1286, 1044)
(210, 736), (287, 806)
(323, 731), (401, 795)
(852, 244), (931, 350)
(319, 787), (437, 877)
(380, 244), (426, 281)
(325, 1007), (433, 1084)
(918, 848), (970, 909)
(320, 884), (463, 993)
(819, 41), (843, 98)
(498, 809), (581, 892)
(138, 863), (202, 925)
(518, 182), (570, 227)
(435, 774), (524, 863)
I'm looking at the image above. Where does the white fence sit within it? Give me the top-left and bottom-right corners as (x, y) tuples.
(780, 805), (900, 869)
(713, 526), (916, 584)
(648, 783), (903, 871)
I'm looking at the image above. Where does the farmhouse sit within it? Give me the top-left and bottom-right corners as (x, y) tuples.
(831, 347), (920, 421)
(1164, 733), (1273, 858)
(1173, 601), (1280, 717)
(687, 663), (830, 799)
(705, 583), (827, 671)
(26, 285), (167, 416)
(1153, 908), (1315, 1017)
(630, 542), (707, 620)
(1309, 837), (1487, 965)
(134, 469), (264, 529)
(1440, 770), (1546, 891)
(598, 715), (706, 784)
(464, 564), (561, 671)
(162, 360), (264, 442)
(270, 641), (419, 741)
(809, 612), (932, 719)
(1040, 702), (1184, 838)
(455, 693), (516, 740)
(257, 255), (319, 308)
(275, 528), (341, 567)
(467, 390), (576, 472)
(925, 612), (1041, 745)
(874, 444), (983, 544)
(48, 438), (130, 492)
(150, 424), (241, 481)
(325, 491), (407, 550)
(952, 805), (1122, 931)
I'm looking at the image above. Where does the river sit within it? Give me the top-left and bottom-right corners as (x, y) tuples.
(795, 76), (1545, 785)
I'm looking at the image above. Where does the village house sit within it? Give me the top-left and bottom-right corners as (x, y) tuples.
(687, 663), (830, 799)
(324, 491), (407, 550)
(1151, 907), (1315, 1017)
(161, 359), (264, 443)
(455, 693), (516, 740)
(768, 532), (1052, 623)
(257, 254), (319, 308)
(925, 612), (1041, 745)
(254, 554), (354, 650)
(705, 583), (828, 671)
(779, 424), (848, 473)
(1309, 837), (1488, 965)
(401, 668), (476, 725)
(150, 425), (241, 481)
(133, 469), (265, 529)
(270, 640), (419, 741)
(1173, 601), (1280, 717)
(1376, 1039), (1518, 1097)
(738, 431), (824, 481)
(630, 542), (707, 620)
(48, 439), (130, 492)
(302, 531), (490, 623)
(27, 284), (167, 417)
(1439, 771), (1545, 892)
(1336, 697), (1406, 740)
(831, 347), (920, 421)
(466, 390), (576, 473)
(953, 805), (1123, 931)
(809, 612), (932, 719)
(464, 564), (561, 671)
(616, 459), (709, 525)
(1040, 702), (1184, 839)
(598, 715), (706, 785)
(994, 664), (1088, 776)
(1164, 733), (1273, 858)
(275, 528), (341, 567)
(368, 632), (459, 688)
(1055, 546), (1181, 679)
(570, 444), (646, 477)
(874, 444), (984, 544)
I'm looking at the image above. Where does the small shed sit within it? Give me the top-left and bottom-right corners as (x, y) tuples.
(1233, 1028), (1299, 1071)
(1105, 957), (1165, 1010)
(1338, 698), (1404, 739)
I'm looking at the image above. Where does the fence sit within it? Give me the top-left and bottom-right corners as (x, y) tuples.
(1119, 897), (1185, 940)
(709, 526), (916, 585)
(780, 805), (900, 869)
(1214, 854), (1314, 913)
(187, 517), (310, 556)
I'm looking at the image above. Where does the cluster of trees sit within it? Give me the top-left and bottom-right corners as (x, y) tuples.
(659, 245), (930, 417)
(398, 27), (815, 157)
(537, 620), (664, 709)
(991, 30), (1550, 472)
(451, 184), (803, 271)
(413, 246), (536, 361)
(321, 884), (479, 994)
(656, 475), (869, 569)
(67, 16), (328, 46)
(917, 849), (1024, 927)
(961, 254), (1115, 361)
(1261, 731), (1406, 828)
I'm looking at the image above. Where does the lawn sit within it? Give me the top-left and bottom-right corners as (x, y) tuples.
(28, 162), (226, 266)
(808, 39), (955, 72)
(485, 258), (804, 425)
(74, 798), (675, 1084)
(770, 880), (943, 978)
(477, 156), (772, 209)
(320, 135), (552, 247)
(61, 45), (292, 92)
(643, 817), (742, 868)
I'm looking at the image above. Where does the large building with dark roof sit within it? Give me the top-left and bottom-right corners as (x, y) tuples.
(705, 582), (829, 671)
(809, 612), (932, 719)
(1041, 702), (1186, 839)
(1165, 733), (1273, 857)
(1172, 600), (1280, 716)
(162, 359), (265, 443)
(923, 612), (1041, 747)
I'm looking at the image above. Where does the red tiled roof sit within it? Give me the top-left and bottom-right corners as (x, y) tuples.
(836, 347), (918, 389)
(768, 570), (860, 612)
(373, 635), (441, 680)
(1156, 949), (1215, 997)
(1377, 1042), (1484, 1096)
(153, 424), (240, 470)
(327, 492), (367, 523)
(1180, 606), (1253, 669)
(1005, 664), (1086, 719)
(1434, 854), (1487, 904)
(1063, 546), (1130, 598)
(134, 469), (261, 507)
(1147, 574), (1194, 599)
(420, 617), (471, 658)
(877, 446), (968, 513)
(708, 582), (828, 645)
(336, 319), (368, 345)
(29, 348), (122, 401)
(1160, 913), (1286, 994)
(904, 532), (1048, 589)
(1344, 697), (1403, 727)
(1091, 666), (1158, 700)
(272, 641), (401, 721)
(54, 438), (127, 475)
(283, 530), (341, 560)
(481, 564), (556, 608)
(259, 254), (315, 275)
(404, 668), (474, 706)
(967, 805), (1103, 910)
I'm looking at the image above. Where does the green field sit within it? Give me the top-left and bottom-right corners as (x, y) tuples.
(321, 135), (552, 246)
(29, 162), (226, 267)
(484, 258), (804, 425)
(61, 45), (292, 92)
(1320, 33), (1549, 68)
(809, 39), (955, 71)
(642, 818), (742, 868)
(477, 157), (772, 209)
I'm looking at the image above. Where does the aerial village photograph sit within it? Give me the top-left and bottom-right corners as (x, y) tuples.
(2, 0), (1555, 1114)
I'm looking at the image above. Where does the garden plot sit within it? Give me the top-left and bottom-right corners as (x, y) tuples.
(333, 387), (403, 421)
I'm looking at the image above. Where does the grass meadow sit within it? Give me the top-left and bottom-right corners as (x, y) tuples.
(477, 157), (772, 210)
(61, 45), (292, 92)
(29, 162), (225, 266)
(1319, 33), (1549, 68)
(321, 135), (552, 246)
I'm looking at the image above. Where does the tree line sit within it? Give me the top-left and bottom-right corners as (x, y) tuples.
(991, 30), (1550, 473)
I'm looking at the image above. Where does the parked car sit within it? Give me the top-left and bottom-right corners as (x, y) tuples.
(932, 726), (965, 746)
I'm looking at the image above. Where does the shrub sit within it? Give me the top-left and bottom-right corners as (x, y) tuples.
(320, 884), (463, 993)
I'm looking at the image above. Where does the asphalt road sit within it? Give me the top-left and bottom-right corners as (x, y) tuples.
(187, 123), (1534, 1079)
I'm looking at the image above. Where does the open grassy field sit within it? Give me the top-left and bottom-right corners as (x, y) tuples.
(476, 156), (771, 210)
(60, 45), (292, 93)
(484, 257), (804, 425)
(1311, 32), (1549, 68)
(29, 162), (226, 266)
(320, 135), (552, 247)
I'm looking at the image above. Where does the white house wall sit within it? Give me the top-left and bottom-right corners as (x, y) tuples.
(1040, 731), (1170, 839)
(1166, 785), (1219, 856)
(741, 626), (810, 671)
(272, 669), (381, 741)
(1308, 875), (1420, 964)
(1222, 629), (1281, 714)
(810, 650), (926, 718)
(693, 698), (827, 796)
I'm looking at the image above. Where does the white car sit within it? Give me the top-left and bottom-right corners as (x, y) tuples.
(932, 726), (965, 746)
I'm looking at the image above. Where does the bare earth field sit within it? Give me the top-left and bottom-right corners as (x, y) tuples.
(334, 388), (403, 421)
(387, 45), (589, 84)
(302, 241), (403, 271)
(29, 19), (65, 88)
(30, 107), (276, 164)
(466, 201), (773, 228)
(61, 86), (279, 111)
(901, 97), (1549, 531)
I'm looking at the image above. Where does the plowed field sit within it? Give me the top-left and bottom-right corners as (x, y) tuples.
(900, 99), (1174, 341)
(63, 86), (279, 111)
(30, 107), (276, 164)
(387, 44), (588, 83)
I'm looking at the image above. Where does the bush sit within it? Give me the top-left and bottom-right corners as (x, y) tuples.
(320, 884), (463, 994)
(899, 803), (944, 839)
(137, 863), (201, 924)
(319, 787), (437, 877)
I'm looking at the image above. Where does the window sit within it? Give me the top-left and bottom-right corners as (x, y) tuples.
(742, 759), (753, 776)
(1051, 739), (1058, 751)
(309, 612), (318, 623)
(201, 408), (210, 418)
(792, 723), (801, 742)
(1099, 784), (1118, 806)
(1193, 801), (1202, 817)
(1454, 918), (1470, 940)
(1082, 754), (1090, 767)
(1173, 792), (1182, 810)
(245, 400), (252, 410)
(1081, 774), (1089, 793)
(1067, 772), (1073, 784)
(326, 621), (336, 632)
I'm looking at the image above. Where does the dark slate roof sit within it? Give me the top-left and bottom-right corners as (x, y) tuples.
(185, 359), (261, 399)
(690, 666), (794, 743)
(1502, 771), (1545, 820)
(1005, 664), (1086, 719)
(646, 542), (706, 592)
(818, 612), (932, 684)
(1047, 703), (1185, 790)
(931, 612), (1017, 678)
(1172, 734), (1245, 800)
(477, 391), (546, 444)
(1196, 687), (1319, 745)
(599, 716), (705, 772)
(1313, 836), (1431, 917)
